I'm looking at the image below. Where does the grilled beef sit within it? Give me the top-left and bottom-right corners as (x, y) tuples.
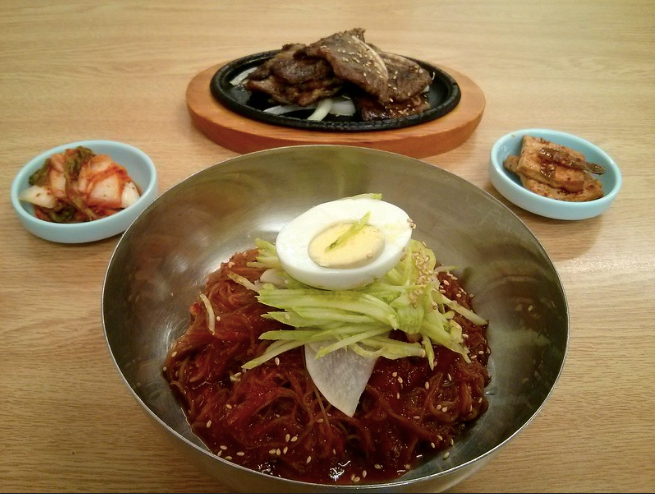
(299, 28), (390, 102)
(354, 92), (430, 121)
(376, 50), (432, 103)
(245, 43), (344, 106)
(243, 28), (434, 121)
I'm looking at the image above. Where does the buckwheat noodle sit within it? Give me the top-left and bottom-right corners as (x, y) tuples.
(164, 248), (490, 483)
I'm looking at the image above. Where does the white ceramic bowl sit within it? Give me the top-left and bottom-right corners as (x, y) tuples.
(489, 129), (621, 220)
(11, 140), (158, 243)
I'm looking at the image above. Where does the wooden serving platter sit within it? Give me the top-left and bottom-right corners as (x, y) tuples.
(186, 63), (485, 158)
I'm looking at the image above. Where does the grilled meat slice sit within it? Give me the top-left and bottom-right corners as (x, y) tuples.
(368, 48), (432, 103)
(242, 29), (434, 121)
(300, 28), (390, 102)
(245, 43), (344, 106)
(248, 43), (304, 80)
(271, 52), (335, 85)
(354, 92), (430, 121)
(245, 76), (343, 106)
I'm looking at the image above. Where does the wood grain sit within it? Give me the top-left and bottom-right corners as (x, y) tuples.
(186, 63), (485, 157)
(1, 1), (654, 492)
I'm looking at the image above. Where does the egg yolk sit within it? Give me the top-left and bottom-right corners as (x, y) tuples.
(308, 222), (386, 269)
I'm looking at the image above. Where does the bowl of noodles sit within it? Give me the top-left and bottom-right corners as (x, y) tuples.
(102, 145), (568, 492)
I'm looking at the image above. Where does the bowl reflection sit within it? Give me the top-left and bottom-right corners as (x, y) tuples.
(102, 145), (568, 492)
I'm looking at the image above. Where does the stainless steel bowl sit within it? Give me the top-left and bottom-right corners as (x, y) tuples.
(102, 145), (568, 493)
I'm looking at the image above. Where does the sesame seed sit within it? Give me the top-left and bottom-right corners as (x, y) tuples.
(443, 406), (449, 412)
(216, 315), (221, 322)
(374, 464), (383, 470)
(283, 446), (288, 454)
(437, 404), (442, 410)
(443, 452), (450, 459)
(306, 456), (312, 464)
(392, 372), (398, 377)
(206, 420), (212, 428)
(404, 464), (411, 470)
(225, 456), (232, 461)
(171, 351), (177, 357)
(431, 442), (436, 448)
(396, 392), (400, 399)
(285, 434), (290, 442)
(438, 435), (443, 440)
(217, 450), (222, 457)
(275, 357), (280, 366)
(317, 418), (324, 423)
(291, 435), (298, 442)
(162, 366), (167, 372)
(425, 381), (430, 390)
(362, 470), (367, 478)
(226, 404), (232, 409)
(220, 445), (227, 450)
(269, 449), (276, 455)
(397, 377), (403, 384)
(276, 448), (281, 456)
(237, 451), (245, 457)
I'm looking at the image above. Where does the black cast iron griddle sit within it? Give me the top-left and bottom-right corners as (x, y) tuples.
(209, 50), (461, 132)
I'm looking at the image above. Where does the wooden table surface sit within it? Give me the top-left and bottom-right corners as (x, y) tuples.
(1, 1), (653, 492)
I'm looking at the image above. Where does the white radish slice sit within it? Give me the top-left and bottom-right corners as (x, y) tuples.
(305, 341), (377, 417)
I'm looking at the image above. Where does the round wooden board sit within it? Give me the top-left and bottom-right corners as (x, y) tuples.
(186, 63), (485, 158)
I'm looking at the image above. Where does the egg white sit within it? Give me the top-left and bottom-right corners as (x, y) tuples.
(275, 197), (413, 290)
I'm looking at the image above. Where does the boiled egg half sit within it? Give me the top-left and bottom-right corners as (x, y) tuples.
(276, 195), (413, 290)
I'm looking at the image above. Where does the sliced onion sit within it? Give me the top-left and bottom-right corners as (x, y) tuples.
(307, 98), (333, 121)
(229, 67), (257, 86)
(329, 98), (356, 116)
(264, 103), (313, 115)
(262, 97), (355, 120)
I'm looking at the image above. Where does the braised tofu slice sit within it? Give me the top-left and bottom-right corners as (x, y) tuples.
(520, 173), (603, 202)
(516, 136), (586, 193)
(503, 154), (520, 173)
